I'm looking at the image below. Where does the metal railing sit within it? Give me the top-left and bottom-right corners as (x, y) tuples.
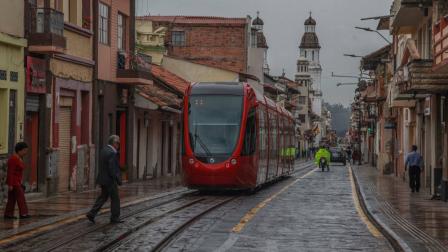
(117, 51), (152, 72)
(29, 7), (64, 36)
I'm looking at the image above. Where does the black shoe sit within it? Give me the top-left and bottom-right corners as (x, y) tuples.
(19, 215), (31, 219)
(110, 219), (124, 224)
(4, 215), (17, 220)
(411, 189), (415, 193)
(86, 214), (95, 224)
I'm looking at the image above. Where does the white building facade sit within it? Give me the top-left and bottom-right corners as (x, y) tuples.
(299, 15), (323, 117)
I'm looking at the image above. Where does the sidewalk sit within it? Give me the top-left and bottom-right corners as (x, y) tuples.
(352, 165), (448, 251)
(0, 176), (185, 240)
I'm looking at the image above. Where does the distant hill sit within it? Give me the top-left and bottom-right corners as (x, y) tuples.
(324, 103), (350, 137)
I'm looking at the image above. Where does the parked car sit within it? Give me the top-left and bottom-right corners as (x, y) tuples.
(330, 147), (346, 165)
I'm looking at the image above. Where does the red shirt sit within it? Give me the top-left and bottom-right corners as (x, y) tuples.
(6, 154), (25, 186)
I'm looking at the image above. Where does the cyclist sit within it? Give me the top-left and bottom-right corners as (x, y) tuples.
(315, 145), (331, 172)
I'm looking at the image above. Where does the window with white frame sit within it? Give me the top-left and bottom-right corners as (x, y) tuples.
(99, 2), (109, 44)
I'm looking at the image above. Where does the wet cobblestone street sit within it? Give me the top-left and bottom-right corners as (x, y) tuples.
(165, 163), (393, 251)
(2, 162), (400, 251)
(0, 162), (396, 251)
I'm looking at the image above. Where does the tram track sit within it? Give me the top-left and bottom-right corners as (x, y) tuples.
(8, 194), (239, 252)
(42, 197), (207, 252)
(100, 196), (239, 252)
(2, 161), (315, 252)
(100, 162), (315, 252)
(0, 190), (198, 252)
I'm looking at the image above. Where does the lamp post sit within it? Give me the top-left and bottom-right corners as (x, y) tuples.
(355, 26), (391, 44)
(336, 82), (358, 87)
(343, 54), (363, 58)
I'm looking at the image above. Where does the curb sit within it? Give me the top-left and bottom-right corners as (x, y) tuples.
(349, 165), (412, 252)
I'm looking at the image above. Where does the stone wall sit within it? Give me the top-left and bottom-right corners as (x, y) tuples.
(0, 157), (8, 204)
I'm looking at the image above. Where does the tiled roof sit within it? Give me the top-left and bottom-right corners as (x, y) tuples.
(137, 84), (181, 108)
(361, 45), (391, 71)
(150, 64), (190, 94)
(166, 56), (259, 81)
(263, 83), (286, 94)
(137, 16), (247, 26)
(186, 59), (243, 75)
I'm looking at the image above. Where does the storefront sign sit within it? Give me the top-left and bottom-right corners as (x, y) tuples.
(26, 56), (46, 93)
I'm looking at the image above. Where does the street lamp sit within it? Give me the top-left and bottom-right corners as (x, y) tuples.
(331, 72), (372, 80)
(336, 82), (358, 87)
(360, 15), (393, 21)
(343, 54), (363, 58)
(355, 26), (391, 44)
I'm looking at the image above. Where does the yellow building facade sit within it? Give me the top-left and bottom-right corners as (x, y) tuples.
(0, 25), (26, 156)
(136, 19), (167, 65)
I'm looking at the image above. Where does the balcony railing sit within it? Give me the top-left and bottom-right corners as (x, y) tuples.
(394, 59), (448, 93)
(28, 7), (66, 53)
(117, 51), (152, 83)
(434, 16), (448, 71)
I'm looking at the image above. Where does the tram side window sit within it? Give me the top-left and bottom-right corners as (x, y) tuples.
(181, 109), (185, 155)
(259, 107), (267, 160)
(271, 113), (278, 161)
(242, 108), (256, 156)
(279, 118), (284, 163)
(258, 108), (263, 153)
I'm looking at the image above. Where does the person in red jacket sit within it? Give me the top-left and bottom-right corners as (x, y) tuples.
(4, 142), (30, 219)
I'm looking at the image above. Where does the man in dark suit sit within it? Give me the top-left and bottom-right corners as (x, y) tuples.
(86, 135), (123, 223)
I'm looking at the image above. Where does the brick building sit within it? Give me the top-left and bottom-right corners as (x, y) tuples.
(93, 0), (153, 182)
(138, 15), (266, 93)
(145, 15), (249, 74)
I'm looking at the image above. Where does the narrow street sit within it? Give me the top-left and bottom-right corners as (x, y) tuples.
(166, 163), (392, 252)
(0, 162), (393, 251)
(2, 1), (448, 251)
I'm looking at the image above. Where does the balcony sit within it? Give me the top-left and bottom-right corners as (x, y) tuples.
(391, 0), (432, 34)
(434, 16), (448, 72)
(28, 7), (66, 54)
(395, 60), (448, 94)
(117, 51), (153, 85)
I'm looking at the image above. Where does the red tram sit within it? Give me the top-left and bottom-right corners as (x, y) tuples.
(182, 82), (296, 190)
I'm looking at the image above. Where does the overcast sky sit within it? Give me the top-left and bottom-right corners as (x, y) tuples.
(136, 0), (392, 107)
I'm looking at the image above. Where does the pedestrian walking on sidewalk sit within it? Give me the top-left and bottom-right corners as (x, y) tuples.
(405, 145), (423, 193)
(4, 142), (30, 219)
(346, 148), (352, 165)
(86, 135), (123, 224)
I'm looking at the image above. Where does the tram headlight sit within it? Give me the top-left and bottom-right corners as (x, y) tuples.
(230, 159), (237, 165)
(188, 158), (195, 165)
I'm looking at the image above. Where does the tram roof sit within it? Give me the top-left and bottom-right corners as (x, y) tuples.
(191, 82), (244, 96)
(189, 82), (293, 119)
(251, 83), (294, 119)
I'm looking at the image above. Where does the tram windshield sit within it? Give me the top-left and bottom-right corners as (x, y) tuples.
(188, 95), (243, 159)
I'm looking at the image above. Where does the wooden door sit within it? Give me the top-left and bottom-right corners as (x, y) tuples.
(25, 112), (39, 191)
